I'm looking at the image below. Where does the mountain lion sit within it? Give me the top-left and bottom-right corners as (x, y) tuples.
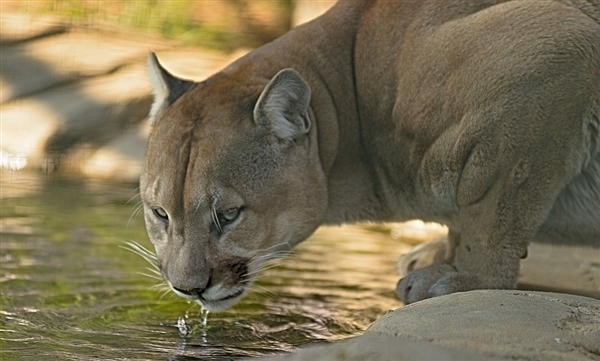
(141, 0), (600, 310)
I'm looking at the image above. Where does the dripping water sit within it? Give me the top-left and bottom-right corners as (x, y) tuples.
(200, 307), (210, 328)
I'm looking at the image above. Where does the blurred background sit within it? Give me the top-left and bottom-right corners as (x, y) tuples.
(1, 0), (335, 180)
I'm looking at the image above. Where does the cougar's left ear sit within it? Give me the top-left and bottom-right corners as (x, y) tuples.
(253, 68), (311, 140)
(147, 52), (194, 123)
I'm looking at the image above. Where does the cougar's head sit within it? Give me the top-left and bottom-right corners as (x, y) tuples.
(140, 53), (328, 311)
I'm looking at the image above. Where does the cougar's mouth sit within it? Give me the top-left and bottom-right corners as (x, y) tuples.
(197, 287), (246, 311)
(168, 281), (247, 311)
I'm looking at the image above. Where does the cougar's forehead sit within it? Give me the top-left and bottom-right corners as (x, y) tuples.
(143, 88), (284, 205)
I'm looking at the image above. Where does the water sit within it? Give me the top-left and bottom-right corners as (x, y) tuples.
(0, 171), (414, 360)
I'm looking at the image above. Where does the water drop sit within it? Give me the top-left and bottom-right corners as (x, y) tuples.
(177, 316), (189, 337)
(200, 307), (210, 328)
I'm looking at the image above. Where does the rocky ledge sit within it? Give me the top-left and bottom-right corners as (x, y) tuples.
(257, 290), (600, 361)
(1, 12), (241, 181)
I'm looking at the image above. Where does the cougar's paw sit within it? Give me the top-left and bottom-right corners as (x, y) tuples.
(396, 238), (448, 278)
(427, 272), (486, 298)
(396, 263), (457, 304)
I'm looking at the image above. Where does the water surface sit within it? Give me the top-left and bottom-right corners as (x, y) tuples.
(1, 171), (411, 360)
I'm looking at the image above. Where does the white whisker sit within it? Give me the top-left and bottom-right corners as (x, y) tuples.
(145, 267), (161, 276)
(125, 190), (141, 205)
(149, 283), (169, 291)
(247, 252), (294, 267)
(127, 201), (145, 229)
(121, 241), (158, 267)
(193, 195), (206, 215)
(248, 283), (278, 299)
(244, 262), (286, 277)
(137, 271), (162, 280)
(211, 207), (223, 234)
(241, 243), (299, 293)
(246, 241), (294, 258)
(159, 289), (174, 301)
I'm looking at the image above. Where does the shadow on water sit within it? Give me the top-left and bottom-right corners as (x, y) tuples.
(0, 171), (404, 360)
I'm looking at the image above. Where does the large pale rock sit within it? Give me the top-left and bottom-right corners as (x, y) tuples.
(518, 243), (600, 299)
(366, 291), (600, 361)
(256, 291), (599, 361)
(255, 334), (505, 361)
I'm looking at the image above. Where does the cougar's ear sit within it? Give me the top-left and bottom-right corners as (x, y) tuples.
(147, 52), (193, 123)
(253, 68), (311, 140)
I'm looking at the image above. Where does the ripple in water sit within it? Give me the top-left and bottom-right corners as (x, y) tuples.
(1, 172), (410, 360)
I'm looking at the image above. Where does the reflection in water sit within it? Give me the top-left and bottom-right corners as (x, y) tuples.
(1, 171), (413, 360)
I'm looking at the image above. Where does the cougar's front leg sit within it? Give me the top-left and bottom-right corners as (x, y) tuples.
(398, 125), (583, 304)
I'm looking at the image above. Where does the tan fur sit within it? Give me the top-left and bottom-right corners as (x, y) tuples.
(142, 0), (600, 310)
(397, 237), (449, 278)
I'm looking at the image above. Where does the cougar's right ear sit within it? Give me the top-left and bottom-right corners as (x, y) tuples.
(253, 68), (312, 141)
(147, 52), (194, 123)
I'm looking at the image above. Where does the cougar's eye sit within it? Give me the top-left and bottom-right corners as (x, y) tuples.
(217, 207), (241, 226)
(152, 207), (169, 222)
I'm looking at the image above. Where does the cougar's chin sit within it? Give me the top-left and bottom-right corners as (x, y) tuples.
(168, 281), (248, 312)
(197, 287), (247, 312)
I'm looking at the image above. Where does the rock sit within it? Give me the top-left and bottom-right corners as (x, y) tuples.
(254, 291), (600, 361)
(518, 243), (600, 299)
(254, 334), (505, 361)
(1, 63), (152, 170)
(80, 121), (151, 182)
(366, 290), (600, 361)
(0, 7), (245, 177)
(1, 30), (162, 103)
(0, 13), (66, 46)
(253, 290), (600, 361)
(0, 25), (241, 176)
